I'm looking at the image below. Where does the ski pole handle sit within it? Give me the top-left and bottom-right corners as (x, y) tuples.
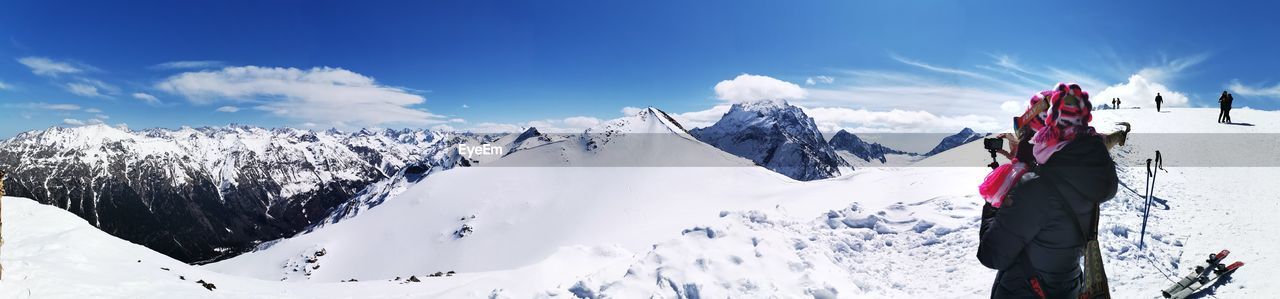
(1156, 150), (1165, 171)
(1146, 159), (1153, 177)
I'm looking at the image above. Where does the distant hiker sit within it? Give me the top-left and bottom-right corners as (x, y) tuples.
(1220, 91), (1234, 123)
(1218, 92), (1228, 123)
(1155, 93), (1164, 112)
(1115, 98), (1121, 109)
(978, 83), (1118, 298)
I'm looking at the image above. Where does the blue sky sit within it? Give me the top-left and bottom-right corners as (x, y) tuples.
(2, 0), (1279, 137)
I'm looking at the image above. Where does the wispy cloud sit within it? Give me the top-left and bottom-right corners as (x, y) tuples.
(132, 92), (162, 105)
(1227, 80), (1280, 99)
(151, 60), (225, 70)
(17, 57), (86, 77)
(1138, 53), (1209, 83)
(216, 106), (240, 112)
(805, 76), (834, 85)
(64, 79), (119, 98)
(0, 80), (11, 90)
(156, 65), (447, 128)
(890, 53), (1035, 92)
(4, 102), (82, 111)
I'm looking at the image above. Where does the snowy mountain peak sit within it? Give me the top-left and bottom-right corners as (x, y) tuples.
(924, 127), (986, 156)
(691, 100), (847, 181)
(828, 130), (916, 164)
(587, 107), (690, 137)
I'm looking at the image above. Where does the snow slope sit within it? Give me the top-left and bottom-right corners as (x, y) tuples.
(211, 108), (1280, 298)
(5, 107), (1276, 298)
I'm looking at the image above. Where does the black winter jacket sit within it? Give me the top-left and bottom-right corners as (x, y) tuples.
(977, 135), (1118, 298)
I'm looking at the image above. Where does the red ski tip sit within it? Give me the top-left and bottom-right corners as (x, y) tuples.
(1214, 250), (1230, 260)
(1226, 261), (1244, 271)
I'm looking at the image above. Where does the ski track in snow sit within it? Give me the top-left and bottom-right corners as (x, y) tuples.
(2, 108), (1277, 298)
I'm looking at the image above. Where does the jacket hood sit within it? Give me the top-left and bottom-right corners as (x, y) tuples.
(1037, 134), (1119, 210)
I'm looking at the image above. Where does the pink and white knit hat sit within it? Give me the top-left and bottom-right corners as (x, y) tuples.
(1030, 83), (1095, 164)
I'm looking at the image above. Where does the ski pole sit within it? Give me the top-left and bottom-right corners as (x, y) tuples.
(1140, 158), (1153, 249)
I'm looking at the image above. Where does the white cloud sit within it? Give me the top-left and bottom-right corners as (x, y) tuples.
(1000, 100), (1025, 114)
(620, 106), (643, 116)
(95, 114), (110, 119)
(1227, 80), (1280, 99)
(803, 106), (1001, 133)
(714, 74), (807, 103)
(156, 66), (446, 128)
(30, 103), (82, 111)
(1093, 74), (1189, 109)
(66, 82), (106, 97)
(85, 108), (102, 113)
(132, 92), (162, 105)
(216, 106), (240, 113)
(17, 57), (83, 77)
(669, 105), (732, 129)
(449, 118), (466, 123)
(562, 116), (602, 128)
(4, 102), (81, 111)
(63, 118), (85, 126)
(0, 81), (10, 90)
(64, 79), (119, 98)
(151, 60), (225, 70)
(461, 104), (471, 109)
(805, 76), (834, 85)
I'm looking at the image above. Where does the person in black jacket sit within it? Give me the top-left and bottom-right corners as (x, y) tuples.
(1218, 92), (1228, 122)
(1218, 91), (1230, 123)
(978, 84), (1118, 298)
(1155, 93), (1163, 112)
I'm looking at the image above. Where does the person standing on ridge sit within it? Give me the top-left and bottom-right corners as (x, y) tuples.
(1218, 91), (1230, 123)
(1155, 93), (1164, 112)
(977, 83), (1119, 298)
(1227, 92), (1235, 123)
(1116, 97), (1121, 109)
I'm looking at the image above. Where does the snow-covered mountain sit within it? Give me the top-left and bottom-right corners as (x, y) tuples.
(827, 130), (918, 164)
(690, 100), (848, 181)
(5, 108), (1277, 298)
(0, 124), (474, 263)
(923, 127), (986, 156)
(206, 107), (764, 282)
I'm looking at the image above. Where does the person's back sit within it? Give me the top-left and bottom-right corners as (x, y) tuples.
(1155, 93), (1163, 111)
(979, 135), (1117, 298)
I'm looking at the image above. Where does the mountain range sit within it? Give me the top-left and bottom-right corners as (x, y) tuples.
(0, 102), (977, 264)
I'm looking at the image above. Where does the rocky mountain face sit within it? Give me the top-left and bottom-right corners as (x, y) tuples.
(827, 130), (917, 163)
(0, 124), (474, 263)
(690, 100), (847, 181)
(924, 128), (986, 156)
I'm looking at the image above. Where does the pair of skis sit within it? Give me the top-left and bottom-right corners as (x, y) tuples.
(1161, 249), (1244, 298)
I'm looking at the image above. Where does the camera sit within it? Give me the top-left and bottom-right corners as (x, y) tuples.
(983, 137), (1003, 152)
